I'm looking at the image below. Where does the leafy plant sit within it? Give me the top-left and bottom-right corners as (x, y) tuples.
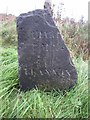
(1, 21), (17, 46)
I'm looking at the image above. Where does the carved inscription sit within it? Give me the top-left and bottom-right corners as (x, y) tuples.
(17, 9), (77, 91)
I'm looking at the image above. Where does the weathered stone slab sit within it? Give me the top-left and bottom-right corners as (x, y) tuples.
(17, 9), (77, 91)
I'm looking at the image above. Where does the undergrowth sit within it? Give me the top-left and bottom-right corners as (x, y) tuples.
(0, 46), (88, 118)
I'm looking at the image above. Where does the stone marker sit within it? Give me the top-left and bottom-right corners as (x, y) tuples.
(44, 0), (53, 16)
(17, 9), (77, 91)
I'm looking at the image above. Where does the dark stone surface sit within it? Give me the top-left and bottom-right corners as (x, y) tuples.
(17, 9), (77, 91)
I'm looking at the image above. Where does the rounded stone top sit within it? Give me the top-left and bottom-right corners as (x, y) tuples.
(44, 0), (53, 16)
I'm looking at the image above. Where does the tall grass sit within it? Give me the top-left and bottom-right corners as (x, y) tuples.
(57, 18), (89, 60)
(0, 46), (88, 118)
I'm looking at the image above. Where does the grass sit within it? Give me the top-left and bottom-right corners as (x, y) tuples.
(0, 46), (88, 118)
